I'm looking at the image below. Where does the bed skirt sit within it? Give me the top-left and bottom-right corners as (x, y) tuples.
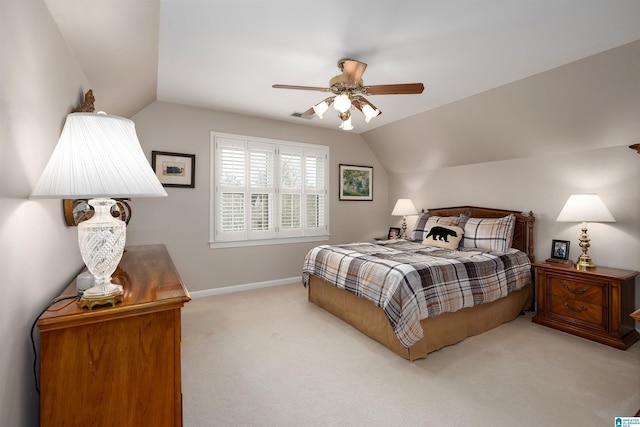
(308, 275), (533, 361)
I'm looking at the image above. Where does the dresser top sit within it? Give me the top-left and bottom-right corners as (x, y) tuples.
(38, 244), (191, 330)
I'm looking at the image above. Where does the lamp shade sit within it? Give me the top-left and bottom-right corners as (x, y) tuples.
(333, 93), (352, 113)
(339, 116), (353, 131)
(30, 112), (167, 199)
(312, 101), (329, 119)
(361, 103), (380, 123)
(391, 199), (418, 216)
(556, 194), (615, 223)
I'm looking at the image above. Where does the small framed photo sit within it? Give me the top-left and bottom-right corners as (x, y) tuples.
(339, 164), (373, 201)
(550, 239), (570, 260)
(152, 151), (195, 188)
(387, 227), (401, 239)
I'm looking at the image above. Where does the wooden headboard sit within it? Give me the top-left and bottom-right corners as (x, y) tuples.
(425, 206), (535, 262)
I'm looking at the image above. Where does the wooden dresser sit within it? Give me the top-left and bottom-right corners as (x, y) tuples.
(37, 244), (191, 427)
(532, 262), (639, 349)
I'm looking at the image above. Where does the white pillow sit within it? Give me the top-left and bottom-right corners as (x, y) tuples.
(423, 225), (464, 250)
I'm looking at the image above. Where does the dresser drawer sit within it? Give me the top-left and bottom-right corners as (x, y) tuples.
(549, 295), (604, 325)
(548, 276), (603, 305)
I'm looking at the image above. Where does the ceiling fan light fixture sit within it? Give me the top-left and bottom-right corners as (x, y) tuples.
(361, 103), (380, 123)
(333, 93), (351, 113)
(312, 100), (329, 119)
(338, 111), (353, 131)
(273, 58), (422, 129)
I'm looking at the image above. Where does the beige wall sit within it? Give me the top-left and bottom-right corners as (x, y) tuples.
(1, 0), (90, 425)
(128, 102), (389, 292)
(391, 146), (639, 270)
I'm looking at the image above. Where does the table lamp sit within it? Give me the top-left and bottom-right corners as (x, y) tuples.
(31, 105), (167, 309)
(391, 199), (418, 239)
(556, 194), (615, 270)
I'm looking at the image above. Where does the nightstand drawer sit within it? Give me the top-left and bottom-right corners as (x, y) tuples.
(549, 296), (603, 325)
(548, 276), (603, 305)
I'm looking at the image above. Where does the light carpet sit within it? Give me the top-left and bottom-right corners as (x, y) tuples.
(181, 283), (640, 427)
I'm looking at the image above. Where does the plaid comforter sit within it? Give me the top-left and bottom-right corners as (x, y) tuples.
(302, 240), (531, 348)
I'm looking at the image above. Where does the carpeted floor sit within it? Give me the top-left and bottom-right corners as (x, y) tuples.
(181, 283), (640, 427)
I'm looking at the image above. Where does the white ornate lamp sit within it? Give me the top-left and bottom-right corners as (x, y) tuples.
(31, 107), (167, 309)
(391, 199), (418, 239)
(556, 194), (615, 270)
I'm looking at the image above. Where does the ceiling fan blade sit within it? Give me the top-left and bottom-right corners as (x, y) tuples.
(300, 107), (316, 118)
(365, 83), (425, 95)
(341, 59), (367, 85)
(272, 84), (331, 92)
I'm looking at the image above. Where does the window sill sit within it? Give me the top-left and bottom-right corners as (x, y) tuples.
(209, 235), (330, 249)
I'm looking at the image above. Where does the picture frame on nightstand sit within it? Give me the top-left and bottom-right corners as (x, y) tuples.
(546, 239), (573, 266)
(550, 239), (570, 260)
(387, 227), (401, 239)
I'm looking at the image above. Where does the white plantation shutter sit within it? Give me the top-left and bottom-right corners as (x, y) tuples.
(304, 148), (327, 235)
(215, 136), (248, 241)
(248, 142), (275, 239)
(211, 132), (329, 245)
(221, 193), (245, 232)
(278, 147), (302, 237)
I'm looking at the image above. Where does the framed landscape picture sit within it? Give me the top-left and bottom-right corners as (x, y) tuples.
(152, 151), (195, 188)
(339, 164), (373, 201)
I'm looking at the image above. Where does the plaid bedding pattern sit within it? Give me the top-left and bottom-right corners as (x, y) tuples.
(302, 240), (531, 348)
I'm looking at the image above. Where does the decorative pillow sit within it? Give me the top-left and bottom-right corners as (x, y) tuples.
(411, 212), (432, 241)
(413, 213), (467, 242)
(463, 214), (516, 252)
(422, 225), (463, 250)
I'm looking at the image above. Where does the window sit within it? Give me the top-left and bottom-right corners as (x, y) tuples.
(211, 132), (329, 247)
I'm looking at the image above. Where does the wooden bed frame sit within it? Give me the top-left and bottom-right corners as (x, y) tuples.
(308, 206), (536, 361)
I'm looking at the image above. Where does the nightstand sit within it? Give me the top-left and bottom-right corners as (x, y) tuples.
(532, 262), (639, 349)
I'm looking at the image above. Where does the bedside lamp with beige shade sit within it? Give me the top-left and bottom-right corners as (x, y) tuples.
(556, 194), (615, 270)
(391, 198), (418, 239)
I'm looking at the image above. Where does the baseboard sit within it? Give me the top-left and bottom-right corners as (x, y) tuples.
(190, 276), (301, 299)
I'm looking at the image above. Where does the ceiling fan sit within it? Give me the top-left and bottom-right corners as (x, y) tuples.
(273, 58), (424, 130)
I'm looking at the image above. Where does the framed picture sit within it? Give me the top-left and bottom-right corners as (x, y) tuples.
(152, 151), (195, 188)
(387, 227), (401, 239)
(339, 164), (373, 201)
(550, 239), (570, 260)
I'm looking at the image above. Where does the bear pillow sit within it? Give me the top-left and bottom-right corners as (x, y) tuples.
(422, 224), (464, 250)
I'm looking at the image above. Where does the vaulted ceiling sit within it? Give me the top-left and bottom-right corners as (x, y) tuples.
(45, 0), (640, 134)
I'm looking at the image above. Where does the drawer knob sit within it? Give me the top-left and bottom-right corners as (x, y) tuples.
(563, 302), (587, 313)
(563, 284), (588, 294)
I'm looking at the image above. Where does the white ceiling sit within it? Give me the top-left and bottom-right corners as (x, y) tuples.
(45, 0), (640, 133)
